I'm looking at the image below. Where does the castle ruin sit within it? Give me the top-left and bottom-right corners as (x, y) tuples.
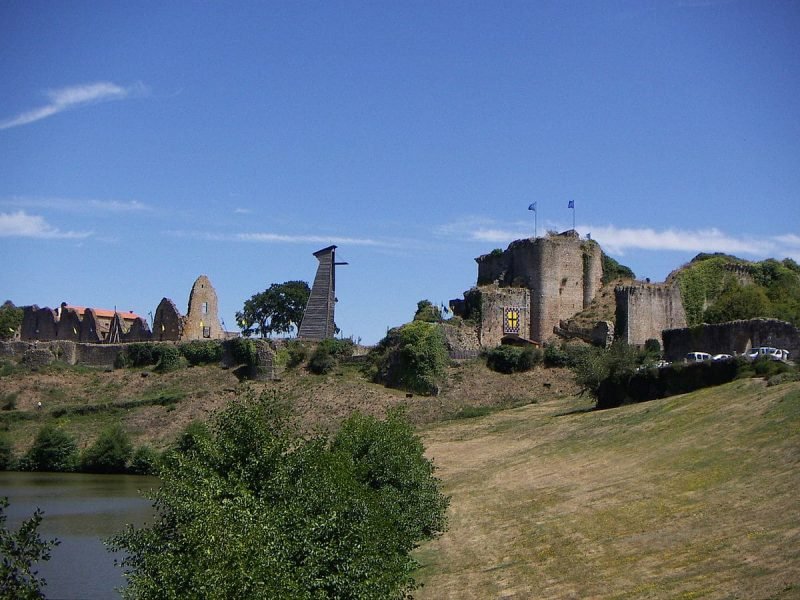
(451, 231), (603, 346)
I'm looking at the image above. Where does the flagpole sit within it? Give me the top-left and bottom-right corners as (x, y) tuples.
(528, 202), (537, 238)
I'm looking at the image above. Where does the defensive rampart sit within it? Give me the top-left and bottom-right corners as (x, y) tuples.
(615, 283), (686, 347)
(662, 318), (800, 362)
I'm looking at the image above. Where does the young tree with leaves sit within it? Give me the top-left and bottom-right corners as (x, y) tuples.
(109, 392), (448, 599)
(1, 498), (59, 599)
(236, 281), (310, 337)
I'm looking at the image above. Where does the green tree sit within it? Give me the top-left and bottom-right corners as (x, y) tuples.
(109, 392), (448, 599)
(236, 281), (311, 338)
(367, 321), (449, 395)
(0, 434), (12, 471)
(703, 283), (770, 324)
(413, 299), (443, 323)
(22, 424), (78, 473)
(0, 301), (23, 341)
(1, 498), (59, 599)
(80, 424), (134, 474)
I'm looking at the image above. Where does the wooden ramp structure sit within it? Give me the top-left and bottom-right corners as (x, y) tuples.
(298, 245), (347, 340)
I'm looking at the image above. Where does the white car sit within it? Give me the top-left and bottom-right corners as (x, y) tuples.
(712, 354), (733, 361)
(746, 347), (790, 362)
(685, 352), (712, 363)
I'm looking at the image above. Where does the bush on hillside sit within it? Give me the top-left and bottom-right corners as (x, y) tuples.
(21, 424), (78, 472)
(227, 338), (258, 367)
(307, 338), (355, 375)
(283, 340), (308, 368)
(129, 445), (161, 476)
(109, 391), (448, 599)
(413, 300), (443, 323)
(366, 321), (449, 395)
(179, 341), (223, 366)
(80, 424), (134, 474)
(153, 345), (183, 373)
(486, 345), (542, 374)
(0, 434), (12, 470)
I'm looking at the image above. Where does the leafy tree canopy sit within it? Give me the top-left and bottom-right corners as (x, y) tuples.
(236, 281), (310, 338)
(1, 498), (59, 599)
(413, 299), (443, 323)
(109, 392), (448, 599)
(0, 301), (23, 341)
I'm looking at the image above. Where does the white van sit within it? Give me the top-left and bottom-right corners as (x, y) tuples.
(685, 352), (712, 363)
(746, 347), (789, 362)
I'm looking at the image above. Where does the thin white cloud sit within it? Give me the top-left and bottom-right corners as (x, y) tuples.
(165, 229), (390, 247)
(0, 211), (92, 239)
(438, 217), (800, 261)
(234, 208), (253, 215)
(0, 196), (151, 213)
(0, 81), (147, 130)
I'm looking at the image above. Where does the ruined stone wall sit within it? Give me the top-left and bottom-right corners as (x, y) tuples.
(477, 285), (530, 348)
(662, 318), (800, 362)
(80, 309), (103, 343)
(21, 306), (58, 341)
(153, 298), (184, 341)
(0, 340), (124, 367)
(183, 275), (225, 340)
(615, 283), (687, 347)
(123, 317), (152, 342)
(55, 308), (82, 341)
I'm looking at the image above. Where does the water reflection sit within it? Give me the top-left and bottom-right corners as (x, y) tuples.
(1, 472), (157, 600)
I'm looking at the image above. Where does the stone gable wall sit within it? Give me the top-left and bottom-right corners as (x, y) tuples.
(153, 298), (184, 341)
(184, 275), (225, 340)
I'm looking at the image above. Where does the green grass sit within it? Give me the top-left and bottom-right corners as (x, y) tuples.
(414, 379), (800, 599)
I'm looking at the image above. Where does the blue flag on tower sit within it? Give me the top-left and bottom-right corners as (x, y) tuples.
(568, 200), (575, 209)
(528, 202), (537, 211)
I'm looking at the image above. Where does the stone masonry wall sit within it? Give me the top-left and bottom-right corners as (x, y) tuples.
(662, 318), (800, 362)
(183, 275), (225, 341)
(478, 285), (530, 347)
(615, 283), (687, 347)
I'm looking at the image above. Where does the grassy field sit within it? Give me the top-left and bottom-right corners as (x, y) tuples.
(415, 378), (800, 599)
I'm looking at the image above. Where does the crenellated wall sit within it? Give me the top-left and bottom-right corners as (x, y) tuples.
(615, 283), (686, 346)
(662, 318), (800, 362)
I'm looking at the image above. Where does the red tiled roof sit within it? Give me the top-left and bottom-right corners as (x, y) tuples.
(65, 305), (145, 322)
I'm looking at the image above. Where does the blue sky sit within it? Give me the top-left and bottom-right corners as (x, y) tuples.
(1, 0), (799, 344)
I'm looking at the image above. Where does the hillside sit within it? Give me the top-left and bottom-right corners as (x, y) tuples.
(414, 378), (800, 599)
(0, 358), (580, 456)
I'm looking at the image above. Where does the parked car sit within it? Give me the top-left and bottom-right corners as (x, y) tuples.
(685, 352), (712, 363)
(746, 347), (790, 362)
(712, 353), (733, 361)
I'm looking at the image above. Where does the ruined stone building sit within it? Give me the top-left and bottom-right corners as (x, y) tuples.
(451, 231), (603, 346)
(152, 275), (227, 341)
(21, 303), (150, 343)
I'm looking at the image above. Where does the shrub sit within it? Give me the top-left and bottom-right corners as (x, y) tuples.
(0, 498), (59, 597)
(23, 424), (78, 472)
(110, 391), (448, 599)
(129, 445), (161, 476)
(153, 345), (183, 373)
(644, 338), (661, 356)
(413, 300), (443, 323)
(543, 343), (570, 367)
(126, 343), (157, 367)
(284, 340), (308, 368)
(228, 338), (257, 367)
(80, 424), (134, 474)
(179, 341), (223, 366)
(1, 392), (17, 411)
(367, 322), (448, 395)
(0, 434), (12, 470)
(485, 345), (541, 374)
(308, 350), (337, 374)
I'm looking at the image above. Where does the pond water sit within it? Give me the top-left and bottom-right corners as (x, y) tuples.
(1, 471), (158, 599)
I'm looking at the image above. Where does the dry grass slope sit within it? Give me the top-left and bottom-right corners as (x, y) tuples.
(414, 379), (800, 599)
